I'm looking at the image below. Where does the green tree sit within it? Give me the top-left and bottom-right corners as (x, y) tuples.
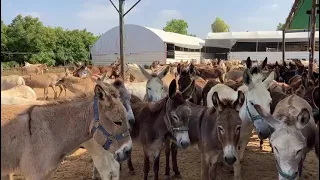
(188, 33), (196, 37)
(1, 18), (7, 51)
(163, 19), (188, 35)
(211, 17), (230, 32)
(277, 22), (285, 30)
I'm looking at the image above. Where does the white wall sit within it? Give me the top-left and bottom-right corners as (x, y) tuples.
(228, 51), (320, 64)
(91, 24), (166, 65)
(174, 51), (202, 61)
(92, 51), (166, 66)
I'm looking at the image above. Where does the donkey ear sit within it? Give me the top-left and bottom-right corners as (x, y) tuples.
(253, 104), (282, 129)
(158, 65), (169, 79)
(94, 84), (109, 101)
(181, 80), (195, 100)
(259, 57), (268, 71)
(138, 65), (152, 80)
(263, 71), (275, 88)
(233, 91), (245, 110)
(296, 108), (310, 129)
(301, 73), (308, 88)
(169, 79), (177, 99)
(243, 68), (252, 86)
(275, 61), (279, 66)
(189, 63), (195, 75)
(246, 57), (252, 69)
(177, 63), (181, 74)
(212, 92), (224, 111)
(312, 87), (319, 109)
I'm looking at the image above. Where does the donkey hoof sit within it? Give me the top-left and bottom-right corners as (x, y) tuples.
(129, 170), (135, 175)
(174, 174), (182, 179)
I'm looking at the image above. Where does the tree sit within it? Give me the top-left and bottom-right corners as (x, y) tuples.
(211, 17), (230, 32)
(3, 14), (100, 66)
(188, 33), (196, 37)
(276, 22), (285, 30)
(163, 19), (188, 35)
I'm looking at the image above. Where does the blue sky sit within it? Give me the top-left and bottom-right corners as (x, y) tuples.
(1, 0), (294, 38)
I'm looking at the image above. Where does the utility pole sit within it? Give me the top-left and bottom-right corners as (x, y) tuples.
(109, 0), (142, 81)
(307, 0), (318, 79)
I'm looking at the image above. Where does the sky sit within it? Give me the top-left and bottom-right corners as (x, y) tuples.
(1, 0), (294, 39)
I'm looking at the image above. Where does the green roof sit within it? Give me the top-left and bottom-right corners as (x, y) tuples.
(288, 0), (319, 30)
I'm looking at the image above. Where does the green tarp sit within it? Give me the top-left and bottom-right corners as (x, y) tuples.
(289, 0), (319, 30)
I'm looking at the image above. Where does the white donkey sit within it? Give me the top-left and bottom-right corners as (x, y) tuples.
(206, 57), (275, 179)
(252, 94), (317, 180)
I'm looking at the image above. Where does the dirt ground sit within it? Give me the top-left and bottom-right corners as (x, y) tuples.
(2, 87), (319, 180)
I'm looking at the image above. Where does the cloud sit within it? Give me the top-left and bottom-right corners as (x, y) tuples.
(152, 9), (182, 29)
(76, 0), (142, 34)
(271, 3), (278, 9)
(20, 12), (41, 18)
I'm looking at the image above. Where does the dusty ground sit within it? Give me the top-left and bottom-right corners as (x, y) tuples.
(2, 86), (319, 180)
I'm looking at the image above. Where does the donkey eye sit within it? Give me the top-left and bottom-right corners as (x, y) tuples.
(147, 87), (151, 90)
(218, 126), (225, 134)
(273, 146), (279, 153)
(296, 149), (302, 156)
(235, 126), (241, 134)
(114, 121), (122, 126)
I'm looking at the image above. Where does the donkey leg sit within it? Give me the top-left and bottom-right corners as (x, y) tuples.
(57, 85), (63, 98)
(233, 134), (251, 180)
(164, 139), (171, 180)
(153, 154), (160, 180)
(92, 166), (100, 180)
(127, 151), (135, 174)
(143, 153), (150, 180)
(209, 155), (219, 180)
(200, 153), (210, 180)
(50, 85), (57, 99)
(171, 143), (182, 179)
(259, 139), (263, 150)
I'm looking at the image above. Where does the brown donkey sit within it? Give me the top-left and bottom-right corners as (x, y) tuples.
(1, 80), (132, 180)
(127, 79), (195, 180)
(199, 91), (244, 180)
(163, 91), (245, 180)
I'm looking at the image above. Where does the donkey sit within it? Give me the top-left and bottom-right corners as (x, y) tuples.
(88, 78), (136, 180)
(176, 63), (203, 105)
(128, 79), (195, 180)
(138, 65), (170, 102)
(1, 79), (132, 180)
(252, 94), (317, 179)
(199, 91), (244, 180)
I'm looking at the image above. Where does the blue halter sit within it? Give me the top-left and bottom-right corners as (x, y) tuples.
(245, 99), (263, 122)
(275, 158), (302, 180)
(91, 95), (130, 150)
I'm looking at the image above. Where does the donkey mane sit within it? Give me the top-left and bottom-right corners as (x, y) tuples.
(220, 98), (235, 107)
(113, 78), (124, 87)
(148, 96), (168, 113)
(151, 73), (158, 77)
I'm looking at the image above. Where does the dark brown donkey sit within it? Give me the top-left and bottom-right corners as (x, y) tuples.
(127, 79), (195, 180)
(177, 62), (203, 105)
(163, 90), (245, 179)
(199, 91), (244, 180)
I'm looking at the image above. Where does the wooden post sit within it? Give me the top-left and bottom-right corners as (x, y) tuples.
(308, 0), (317, 79)
(119, 0), (125, 80)
(282, 30), (286, 64)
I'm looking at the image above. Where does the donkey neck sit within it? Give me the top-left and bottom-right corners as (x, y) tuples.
(30, 97), (95, 154)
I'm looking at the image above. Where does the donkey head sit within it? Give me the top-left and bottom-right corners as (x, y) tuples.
(139, 65), (169, 102)
(212, 91), (245, 165)
(240, 57), (275, 139)
(92, 80), (132, 162)
(165, 79), (195, 149)
(253, 104), (310, 180)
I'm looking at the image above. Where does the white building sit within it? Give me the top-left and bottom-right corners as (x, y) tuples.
(206, 31), (319, 63)
(90, 24), (207, 65)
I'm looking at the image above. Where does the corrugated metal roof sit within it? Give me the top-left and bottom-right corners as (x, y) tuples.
(206, 31), (319, 42)
(145, 26), (205, 49)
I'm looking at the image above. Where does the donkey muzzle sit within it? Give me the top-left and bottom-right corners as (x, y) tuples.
(115, 145), (132, 163)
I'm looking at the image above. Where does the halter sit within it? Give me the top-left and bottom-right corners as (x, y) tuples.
(91, 95), (130, 150)
(245, 99), (263, 123)
(275, 158), (302, 180)
(164, 99), (189, 134)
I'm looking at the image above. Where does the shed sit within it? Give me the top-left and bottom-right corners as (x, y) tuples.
(90, 24), (205, 65)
